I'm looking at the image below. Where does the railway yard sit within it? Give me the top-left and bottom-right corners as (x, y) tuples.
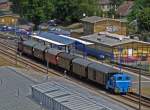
(0, 32), (150, 110)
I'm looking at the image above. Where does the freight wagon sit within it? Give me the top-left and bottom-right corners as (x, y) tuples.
(72, 58), (92, 78)
(57, 52), (77, 71)
(45, 48), (63, 65)
(33, 44), (47, 61)
(22, 40), (37, 56)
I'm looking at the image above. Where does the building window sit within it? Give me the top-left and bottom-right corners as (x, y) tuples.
(2, 19), (4, 22)
(12, 19), (14, 22)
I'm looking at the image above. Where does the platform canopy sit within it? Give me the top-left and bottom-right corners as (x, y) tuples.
(59, 34), (93, 45)
(31, 32), (75, 46)
(31, 32), (93, 46)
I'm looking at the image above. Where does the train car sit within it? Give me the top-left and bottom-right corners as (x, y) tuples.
(87, 63), (131, 93)
(18, 41), (23, 52)
(22, 40), (37, 56)
(72, 57), (92, 77)
(33, 44), (47, 61)
(45, 48), (64, 65)
(57, 52), (77, 71)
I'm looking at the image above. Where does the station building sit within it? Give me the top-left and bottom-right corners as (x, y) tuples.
(80, 32), (150, 62)
(0, 11), (19, 26)
(80, 16), (127, 36)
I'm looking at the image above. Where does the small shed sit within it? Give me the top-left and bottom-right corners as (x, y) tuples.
(80, 16), (127, 35)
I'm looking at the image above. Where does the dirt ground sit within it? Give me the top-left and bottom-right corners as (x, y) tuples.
(0, 54), (22, 68)
(142, 87), (150, 97)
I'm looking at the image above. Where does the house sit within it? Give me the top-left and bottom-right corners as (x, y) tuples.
(0, 0), (12, 10)
(80, 16), (127, 35)
(0, 11), (19, 25)
(99, 0), (112, 12)
(116, 1), (134, 17)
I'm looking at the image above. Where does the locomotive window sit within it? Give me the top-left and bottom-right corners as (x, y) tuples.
(117, 77), (122, 80)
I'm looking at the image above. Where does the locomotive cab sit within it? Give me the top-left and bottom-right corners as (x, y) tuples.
(106, 73), (131, 94)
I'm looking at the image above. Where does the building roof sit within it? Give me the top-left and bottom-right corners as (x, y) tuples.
(80, 16), (102, 23)
(99, 0), (111, 5)
(81, 32), (150, 47)
(0, 10), (19, 17)
(0, 0), (8, 4)
(116, 1), (134, 17)
(80, 16), (127, 23)
(32, 81), (110, 110)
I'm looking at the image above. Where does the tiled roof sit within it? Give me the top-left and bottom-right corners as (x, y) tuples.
(0, 0), (8, 4)
(116, 1), (134, 16)
(99, 0), (111, 5)
(81, 32), (150, 47)
(80, 16), (127, 23)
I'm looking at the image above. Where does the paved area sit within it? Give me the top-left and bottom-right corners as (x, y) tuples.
(0, 67), (135, 110)
(0, 67), (47, 110)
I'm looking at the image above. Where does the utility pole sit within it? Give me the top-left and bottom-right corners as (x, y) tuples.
(138, 63), (142, 110)
(46, 60), (49, 75)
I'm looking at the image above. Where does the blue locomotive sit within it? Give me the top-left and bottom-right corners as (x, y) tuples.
(18, 40), (132, 94)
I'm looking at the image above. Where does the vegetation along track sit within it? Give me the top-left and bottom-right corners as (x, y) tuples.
(0, 38), (150, 109)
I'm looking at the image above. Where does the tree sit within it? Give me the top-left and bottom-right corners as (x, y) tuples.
(137, 8), (150, 32)
(10, 0), (102, 26)
(128, 0), (150, 32)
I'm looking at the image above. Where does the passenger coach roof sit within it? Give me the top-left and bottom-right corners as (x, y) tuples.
(23, 40), (37, 47)
(72, 58), (92, 67)
(58, 52), (77, 60)
(88, 62), (118, 73)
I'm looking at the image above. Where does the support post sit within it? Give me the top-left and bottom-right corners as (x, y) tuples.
(47, 60), (49, 74)
(139, 64), (142, 110)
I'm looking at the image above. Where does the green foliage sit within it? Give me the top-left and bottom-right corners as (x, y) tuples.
(137, 8), (150, 32)
(128, 0), (150, 32)
(10, 0), (102, 26)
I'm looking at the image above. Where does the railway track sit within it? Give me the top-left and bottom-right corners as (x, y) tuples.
(0, 37), (150, 109)
(123, 93), (150, 108)
(0, 41), (63, 77)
